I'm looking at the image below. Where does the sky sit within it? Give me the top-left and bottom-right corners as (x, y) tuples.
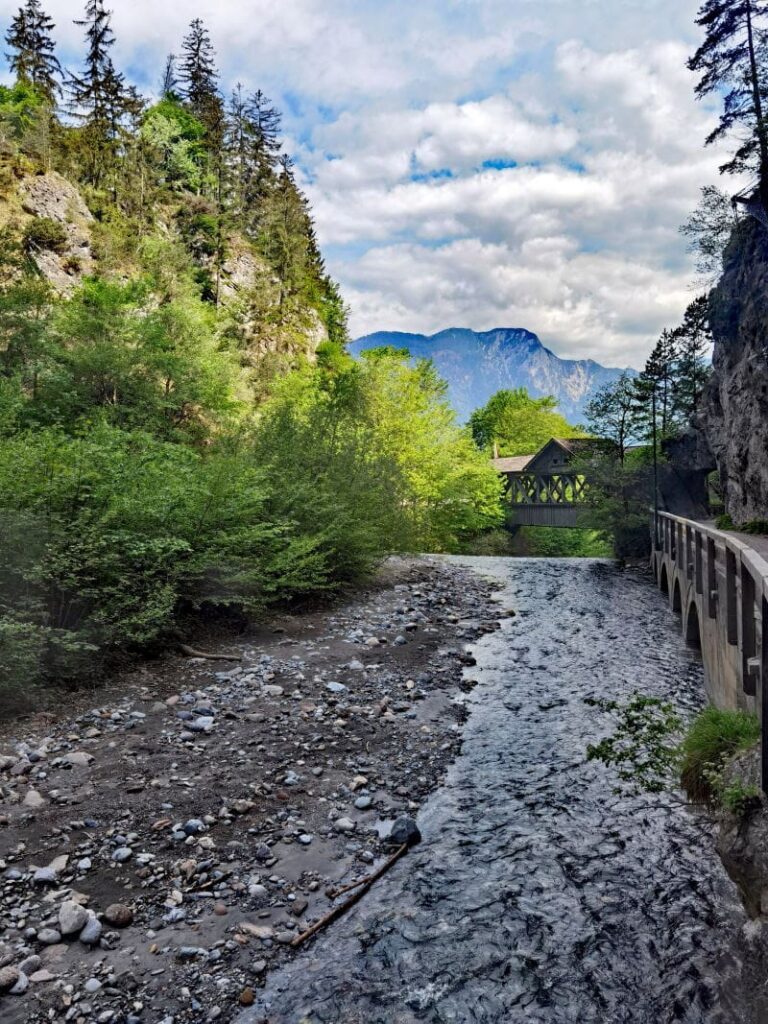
(0, 0), (734, 368)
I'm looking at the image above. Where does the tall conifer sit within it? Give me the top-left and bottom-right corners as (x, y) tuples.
(5, 0), (61, 102)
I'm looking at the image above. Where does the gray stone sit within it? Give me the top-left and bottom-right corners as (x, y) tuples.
(189, 717), (214, 733)
(325, 681), (347, 694)
(112, 846), (132, 863)
(84, 978), (102, 994)
(298, 834), (313, 845)
(354, 796), (373, 810)
(334, 817), (355, 833)
(9, 972), (28, 995)
(59, 901), (88, 936)
(38, 928), (62, 945)
(79, 915), (102, 945)
(388, 816), (422, 848)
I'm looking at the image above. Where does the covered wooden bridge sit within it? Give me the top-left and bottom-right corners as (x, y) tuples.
(492, 437), (602, 529)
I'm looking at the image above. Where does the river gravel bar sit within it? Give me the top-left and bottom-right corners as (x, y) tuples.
(0, 557), (499, 1024)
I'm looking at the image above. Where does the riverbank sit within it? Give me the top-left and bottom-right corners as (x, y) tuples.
(0, 557), (500, 1023)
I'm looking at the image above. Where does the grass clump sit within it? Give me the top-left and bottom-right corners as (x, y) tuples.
(680, 705), (760, 803)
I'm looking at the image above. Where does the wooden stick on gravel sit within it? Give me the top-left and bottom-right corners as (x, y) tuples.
(178, 643), (243, 662)
(291, 844), (408, 948)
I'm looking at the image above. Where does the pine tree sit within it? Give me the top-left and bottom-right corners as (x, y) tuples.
(260, 155), (313, 314)
(68, 0), (129, 184)
(178, 19), (222, 137)
(671, 295), (712, 419)
(688, 1), (768, 200)
(5, 0), (62, 103)
(161, 53), (178, 98)
(641, 329), (678, 437)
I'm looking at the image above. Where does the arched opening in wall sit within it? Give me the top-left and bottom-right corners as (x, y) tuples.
(672, 579), (682, 614)
(686, 601), (702, 650)
(660, 564), (669, 595)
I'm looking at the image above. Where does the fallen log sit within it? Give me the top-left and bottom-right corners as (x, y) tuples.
(291, 843), (408, 948)
(178, 643), (242, 662)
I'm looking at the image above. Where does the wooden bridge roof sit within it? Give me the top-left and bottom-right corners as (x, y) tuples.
(490, 454), (535, 473)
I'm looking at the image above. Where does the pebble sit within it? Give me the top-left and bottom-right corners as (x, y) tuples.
(84, 978), (102, 994)
(298, 834), (313, 845)
(388, 816), (422, 847)
(325, 682), (347, 694)
(334, 818), (355, 832)
(112, 846), (133, 863)
(354, 796), (373, 810)
(104, 904), (134, 928)
(23, 789), (45, 809)
(190, 717), (214, 733)
(38, 928), (62, 945)
(239, 988), (255, 1006)
(32, 867), (57, 885)
(253, 959), (267, 975)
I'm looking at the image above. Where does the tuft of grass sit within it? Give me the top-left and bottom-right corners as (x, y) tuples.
(680, 706), (760, 803)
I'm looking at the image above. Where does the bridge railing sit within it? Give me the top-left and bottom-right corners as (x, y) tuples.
(653, 510), (768, 791)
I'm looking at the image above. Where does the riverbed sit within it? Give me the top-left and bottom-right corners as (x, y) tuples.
(246, 557), (759, 1024)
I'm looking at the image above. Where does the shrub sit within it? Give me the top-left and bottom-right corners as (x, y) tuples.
(23, 216), (68, 254)
(741, 519), (768, 536)
(680, 706), (760, 802)
(715, 512), (734, 530)
(720, 780), (761, 817)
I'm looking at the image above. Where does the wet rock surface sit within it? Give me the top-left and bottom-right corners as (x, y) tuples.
(0, 558), (497, 1023)
(244, 558), (765, 1024)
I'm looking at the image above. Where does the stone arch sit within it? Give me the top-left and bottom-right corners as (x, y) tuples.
(685, 600), (702, 649)
(672, 578), (682, 613)
(659, 563), (669, 595)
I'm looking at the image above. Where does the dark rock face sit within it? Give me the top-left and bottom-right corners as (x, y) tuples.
(703, 220), (768, 521)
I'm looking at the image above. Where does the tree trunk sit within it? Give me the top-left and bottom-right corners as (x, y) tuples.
(746, 3), (768, 205)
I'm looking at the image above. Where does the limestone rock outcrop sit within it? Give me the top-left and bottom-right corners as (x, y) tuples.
(18, 172), (95, 293)
(700, 219), (768, 521)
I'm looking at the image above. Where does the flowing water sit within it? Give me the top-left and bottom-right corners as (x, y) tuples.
(244, 558), (760, 1024)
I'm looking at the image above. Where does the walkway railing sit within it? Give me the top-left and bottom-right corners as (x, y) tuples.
(653, 511), (768, 791)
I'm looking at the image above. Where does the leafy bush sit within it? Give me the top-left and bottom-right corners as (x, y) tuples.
(715, 512), (735, 530)
(720, 780), (761, 817)
(741, 519), (768, 536)
(23, 216), (68, 254)
(680, 706), (760, 802)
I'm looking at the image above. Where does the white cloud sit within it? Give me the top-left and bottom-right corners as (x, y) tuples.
(0, 0), (730, 367)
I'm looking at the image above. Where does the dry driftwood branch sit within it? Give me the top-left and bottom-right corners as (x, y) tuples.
(291, 843), (408, 948)
(178, 643), (242, 662)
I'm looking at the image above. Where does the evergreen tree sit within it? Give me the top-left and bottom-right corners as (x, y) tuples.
(5, 0), (61, 103)
(161, 53), (178, 98)
(641, 329), (678, 437)
(671, 295), (712, 419)
(259, 155), (313, 313)
(68, 0), (129, 184)
(585, 373), (641, 463)
(688, 1), (768, 200)
(178, 18), (222, 140)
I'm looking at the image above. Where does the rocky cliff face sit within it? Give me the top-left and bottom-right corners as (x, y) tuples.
(702, 219), (768, 521)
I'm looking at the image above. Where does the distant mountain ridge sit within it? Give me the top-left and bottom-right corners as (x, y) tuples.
(350, 327), (632, 423)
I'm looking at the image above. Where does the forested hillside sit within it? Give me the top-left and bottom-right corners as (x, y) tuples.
(0, 0), (502, 704)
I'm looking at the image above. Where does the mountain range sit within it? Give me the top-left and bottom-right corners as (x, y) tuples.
(350, 327), (632, 423)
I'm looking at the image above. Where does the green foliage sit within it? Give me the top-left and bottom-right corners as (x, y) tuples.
(714, 514), (768, 535)
(513, 526), (612, 557)
(680, 705), (760, 803)
(720, 779), (761, 817)
(470, 387), (582, 456)
(585, 693), (682, 794)
(23, 215), (67, 253)
(575, 446), (654, 558)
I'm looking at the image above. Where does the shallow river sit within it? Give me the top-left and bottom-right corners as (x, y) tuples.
(245, 557), (759, 1024)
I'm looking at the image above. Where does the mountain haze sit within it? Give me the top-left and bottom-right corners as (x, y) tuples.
(351, 327), (632, 422)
